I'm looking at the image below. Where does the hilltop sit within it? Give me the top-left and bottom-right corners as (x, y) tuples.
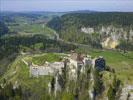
(0, 52), (121, 99)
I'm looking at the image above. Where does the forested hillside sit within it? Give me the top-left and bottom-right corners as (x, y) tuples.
(0, 35), (76, 59)
(48, 12), (133, 31)
(0, 21), (9, 37)
(47, 12), (133, 50)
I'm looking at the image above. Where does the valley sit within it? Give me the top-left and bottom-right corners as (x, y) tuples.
(0, 11), (133, 100)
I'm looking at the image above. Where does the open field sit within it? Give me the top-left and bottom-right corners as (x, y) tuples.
(8, 23), (56, 38)
(89, 50), (133, 84)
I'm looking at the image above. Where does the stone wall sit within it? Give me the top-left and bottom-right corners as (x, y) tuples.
(30, 62), (64, 77)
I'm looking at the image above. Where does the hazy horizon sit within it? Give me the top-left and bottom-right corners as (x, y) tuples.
(1, 0), (133, 12)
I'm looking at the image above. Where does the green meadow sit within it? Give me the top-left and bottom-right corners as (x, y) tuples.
(89, 50), (133, 84)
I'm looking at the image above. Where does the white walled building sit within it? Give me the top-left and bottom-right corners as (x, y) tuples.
(29, 52), (93, 79)
(29, 62), (64, 77)
(68, 52), (92, 80)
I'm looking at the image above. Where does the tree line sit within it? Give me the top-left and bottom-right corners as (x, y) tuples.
(0, 34), (77, 60)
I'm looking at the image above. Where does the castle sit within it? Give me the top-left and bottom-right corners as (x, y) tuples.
(28, 51), (106, 78)
(29, 61), (64, 77)
(25, 52), (106, 97)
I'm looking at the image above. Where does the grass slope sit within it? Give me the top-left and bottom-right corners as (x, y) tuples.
(24, 53), (62, 65)
(89, 50), (133, 84)
(0, 53), (64, 99)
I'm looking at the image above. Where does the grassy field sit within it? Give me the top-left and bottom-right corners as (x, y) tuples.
(8, 23), (56, 39)
(89, 50), (133, 84)
(24, 53), (63, 65)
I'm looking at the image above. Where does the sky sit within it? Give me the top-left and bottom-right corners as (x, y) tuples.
(0, 0), (133, 12)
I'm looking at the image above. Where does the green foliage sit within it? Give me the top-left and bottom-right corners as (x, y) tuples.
(56, 13), (133, 28)
(107, 76), (121, 100)
(61, 92), (73, 100)
(107, 85), (115, 100)
(0, 54), (17, 76)
(89, 50), (133, 84)
(0, 82), (22, 100)
(9, 24), (55, 37)
(117, 39), (133, 51)
(0, 34), (77, 59)
(47, 17), (61, 31)
(0, 52), (124, 100)
(0, 21), (9, 37)
(0, 56), (53, 99)
(1, 12), (130, 100)
(48, 12), (133, 49)
(32, 53), (62, 65)
(93, 69), (104, 95)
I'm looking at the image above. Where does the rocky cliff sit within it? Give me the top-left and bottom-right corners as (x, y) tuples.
(81, 26), (133, 49)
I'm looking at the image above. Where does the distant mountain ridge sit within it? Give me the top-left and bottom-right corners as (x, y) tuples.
(67, 10), (97, 14)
